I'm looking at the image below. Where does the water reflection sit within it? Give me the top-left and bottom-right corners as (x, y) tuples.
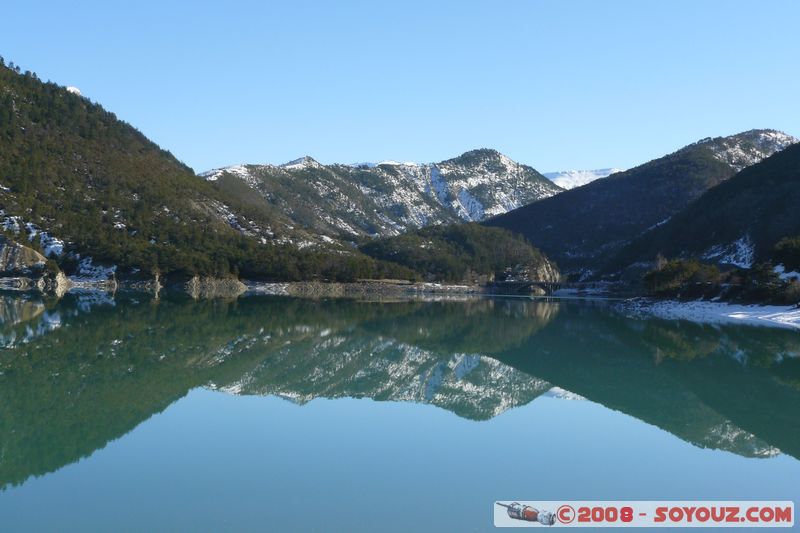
(0, 293), (798, 491)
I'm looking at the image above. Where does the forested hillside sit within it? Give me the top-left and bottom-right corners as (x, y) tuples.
(0, 59), (414, 281)
(485, 130), (796, 277)
(612, 142), (800, 272)
(360, 223), (559, 282)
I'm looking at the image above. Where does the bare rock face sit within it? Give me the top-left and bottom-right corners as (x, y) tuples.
(528, 260), (561, 283)
(0, 237), (46, 275)
(502, 259), (561, 283)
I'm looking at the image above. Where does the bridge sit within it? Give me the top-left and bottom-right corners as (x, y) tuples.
(490, 281), (600, 296)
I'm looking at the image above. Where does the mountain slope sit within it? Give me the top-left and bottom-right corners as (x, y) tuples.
(360, 223), (559, 283)
(485, 130), (796, 276)
(543, 168), (624, 189)
(202, 149), (562, 239)
(611, 142), (800, 271)
(0, 61), (416, 281)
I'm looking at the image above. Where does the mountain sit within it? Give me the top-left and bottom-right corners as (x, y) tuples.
(543, 168), (624, 189)
(485, 130), (797, 277)
(0, 61), (420, 282)
(202, 148), (562, 239)
(610, 142), (800, 272)
(360, 223), (559, 283)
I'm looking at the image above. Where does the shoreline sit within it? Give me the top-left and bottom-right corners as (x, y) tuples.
(4, 275), (800, 331)
(620, 298), (800, 330)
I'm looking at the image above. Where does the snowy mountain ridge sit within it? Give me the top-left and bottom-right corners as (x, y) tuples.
(543, 168), (625, 190)
(695, 129), (797, 172)
(202, 149), (562, 239)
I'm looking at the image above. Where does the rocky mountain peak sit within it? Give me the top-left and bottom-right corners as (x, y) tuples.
(694, 129), (797, 171)
(442, 148), (506, 167)
(280, 156), (322, 170)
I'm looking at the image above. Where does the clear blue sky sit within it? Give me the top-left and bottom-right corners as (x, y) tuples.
(3, 0), (798, 172)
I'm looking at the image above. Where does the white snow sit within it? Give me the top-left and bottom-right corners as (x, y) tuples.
(623, 299), (800, 330)
(454, 188), (485, 220)
(200, 164), (251, 182)
(774, 264), (800, 281)
(704, 130), (797, 172)
(376, 160), (421, 167)
(73, 257), (116, 281)
(702, 235), (755, 268)
(281, 156), (322, 170)
(0, 212), (65, 257)
(543, 168), (624, 189)
(200, 150), (562, 238)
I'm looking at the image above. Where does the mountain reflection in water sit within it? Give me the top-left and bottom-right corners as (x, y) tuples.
(1, 293), (799, 491)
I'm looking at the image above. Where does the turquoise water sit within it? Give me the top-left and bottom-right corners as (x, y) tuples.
(0, 294), (798, 531)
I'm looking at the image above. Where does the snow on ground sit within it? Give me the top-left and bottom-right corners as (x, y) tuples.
(1, 212), (65, 257)
(454, 188), (484, 220)
(377, 160), (421, 167)
(622, 299), (800, 330)
(705, 130), (797, 172)
(73, 257), (116, 281)
(774, 264), (800, 281)
(202, 150), (560, 236)
(702, 235), (755, 268)
(543, 168), (624, 189)
(200, 164), (252, 182)
(281, 156), (322, 170)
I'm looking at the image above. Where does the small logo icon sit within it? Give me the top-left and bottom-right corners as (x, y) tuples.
(496, 502), (556, 526)
(557, 504), (576, 524)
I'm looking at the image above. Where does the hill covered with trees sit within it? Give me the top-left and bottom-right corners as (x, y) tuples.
(0, 59), (417, 282)
(360, 223), (558, 282)
(484, 130), (796, 277)
(612, 142), (800, 271)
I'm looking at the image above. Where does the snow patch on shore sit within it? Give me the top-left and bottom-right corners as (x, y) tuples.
(622, 299), (800, 330)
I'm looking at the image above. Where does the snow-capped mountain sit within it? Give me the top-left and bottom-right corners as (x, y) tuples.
(544, 168), (624, 190)
(695, 129), (797, 172)
(201, 149), (562, 239)
(614, 140), (800, 271)
(488, 129), (797, 275)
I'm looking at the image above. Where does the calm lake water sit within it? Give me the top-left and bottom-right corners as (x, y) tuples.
(0, 293), (798, 532)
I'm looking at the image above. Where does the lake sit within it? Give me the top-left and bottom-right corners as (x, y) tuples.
(0, 293), (798, 532)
